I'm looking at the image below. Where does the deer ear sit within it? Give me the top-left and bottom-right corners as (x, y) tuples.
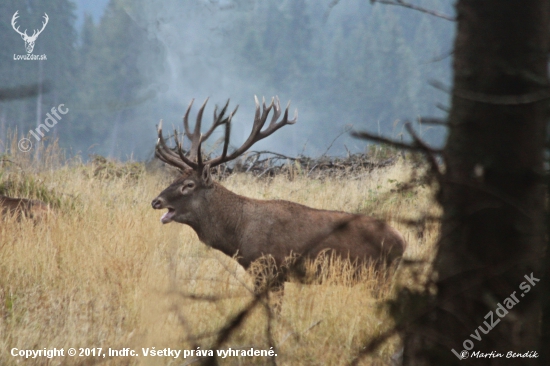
(201, 164), (213, 187)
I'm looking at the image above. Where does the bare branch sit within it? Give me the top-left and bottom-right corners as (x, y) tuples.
(321, 124), (353, 157)
(247, 151), (299, 161)
(323, 0), (342, 22)
(420, 49), (454, 64)
(203, 297), (261, 365)
(371, 0), (455, 21)
(435, 103), (450, 113)
(0, 82), (50, 101)
(430, 79), (550, 105)
(351, 130), (419, 152)
(417, 118), (448, 126)
(404, 122), (443, 177)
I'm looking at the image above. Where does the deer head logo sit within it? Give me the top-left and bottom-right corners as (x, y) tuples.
(11, 11), (49, 54)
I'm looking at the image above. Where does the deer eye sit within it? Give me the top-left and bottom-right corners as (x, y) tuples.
(180, 181), (195, 194)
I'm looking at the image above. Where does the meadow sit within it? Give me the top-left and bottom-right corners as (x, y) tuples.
(0, 142), (440, 365)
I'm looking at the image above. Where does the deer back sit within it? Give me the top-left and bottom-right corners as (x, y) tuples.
(0, 195), (51, 222)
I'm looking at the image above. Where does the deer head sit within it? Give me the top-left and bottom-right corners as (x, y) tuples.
(151, 96), (297, 225)
(12, 11), (49, 54)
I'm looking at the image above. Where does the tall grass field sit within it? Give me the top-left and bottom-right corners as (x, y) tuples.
(0, 141), (439, 365)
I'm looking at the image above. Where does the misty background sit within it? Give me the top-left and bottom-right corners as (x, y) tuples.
(0, 0), (454, 161)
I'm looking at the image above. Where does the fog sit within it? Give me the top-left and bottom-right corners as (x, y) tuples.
(0, 0), (454, 160)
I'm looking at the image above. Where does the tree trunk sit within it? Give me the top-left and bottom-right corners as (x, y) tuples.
(403, 1), (549, 365)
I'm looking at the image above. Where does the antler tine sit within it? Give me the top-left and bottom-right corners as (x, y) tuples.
(26, 13), (49, 39)
(260, 96), (275, 128)
(172, 128), (197, 168)
(157, 97), (295, 171)
(204, 96), (296, 168)
(194, 98), (208, 139)
(264, 96), (275, 110)
(251, 95), (272, 137)
(179, 98), (238, 171)
(11, 11), (25, 36)
(288, 100), (298, 124)
(268, 96), (282, 128)
(37, 13), (48, 35)
(254, 95), (261, 123)
(197, 134), (204, 169)
(220, 108), (235, 160)
(183, 98), (195, 138)
(156, 121), (179, 161)
(257, 98), (297, 139)
(205, 102), (237, 165)
(202, 99), (231, 141)
(185, 98), (209, 160)
(201, 105), (235, 168)
(216, 99), (231, 122)
(259, 96), (276, 128)
(156, 122), (180, 164)
(156, 120), (196, 170)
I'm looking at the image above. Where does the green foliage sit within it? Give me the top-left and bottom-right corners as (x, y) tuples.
(88, 154), (145, 182)
(0, 172), (62, 208)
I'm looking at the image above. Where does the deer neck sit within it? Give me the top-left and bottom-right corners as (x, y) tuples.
(190, 183), (246, 259)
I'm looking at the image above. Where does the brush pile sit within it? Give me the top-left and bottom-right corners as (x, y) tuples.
(212, 151), (399, 179)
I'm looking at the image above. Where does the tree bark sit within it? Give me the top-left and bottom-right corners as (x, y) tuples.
(403, 1), (549, 365)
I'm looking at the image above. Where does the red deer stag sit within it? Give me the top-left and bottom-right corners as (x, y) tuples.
(151, 97), (406, 292)
(0, 195), (51, 222)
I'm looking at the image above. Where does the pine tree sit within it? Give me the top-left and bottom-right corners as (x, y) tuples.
(72, 0), (155, 157)
(0, 0), (77, 151)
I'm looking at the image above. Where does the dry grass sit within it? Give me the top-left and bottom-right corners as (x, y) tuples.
(0, 142), (440, 365)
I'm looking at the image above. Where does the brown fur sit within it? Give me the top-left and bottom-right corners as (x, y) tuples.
(152, 169), (406, 290)
(152, 97), (406, 293)
(0, 195), (51, 222)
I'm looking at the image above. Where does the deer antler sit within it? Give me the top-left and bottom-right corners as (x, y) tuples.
(11, 11), (48, 40)
(182, 98), (236, 161)
(31, 13), (49, 39)
(11, 11), (26, 37)
(155, 96), (297, 173)
(204, 96), (297, 168)
(155, 120), (197, 171)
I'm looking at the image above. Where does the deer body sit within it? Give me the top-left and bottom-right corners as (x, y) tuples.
(154, 175), (405, 271)
(0, 195), (50, 221)
(152, 96), (406, 291)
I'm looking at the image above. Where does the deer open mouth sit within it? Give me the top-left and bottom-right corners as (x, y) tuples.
(160, 208), (175, 224)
